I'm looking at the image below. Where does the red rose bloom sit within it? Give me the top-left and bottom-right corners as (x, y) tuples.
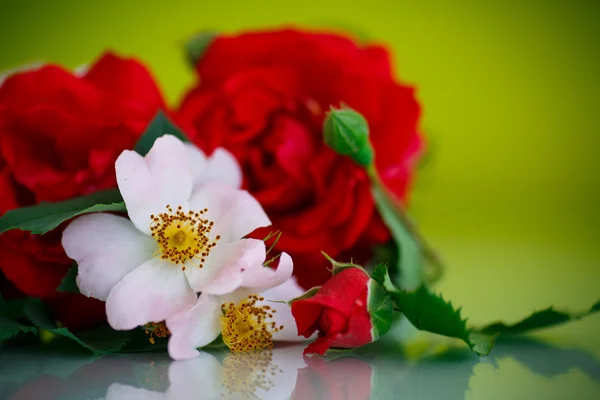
(0, 53), (165, 329)
(178, 29), (422, 289)
(292, 268), (376, 355)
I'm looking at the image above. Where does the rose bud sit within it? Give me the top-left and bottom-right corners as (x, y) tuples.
(291, 266), (393, 355)
(323, 107), (374, 167)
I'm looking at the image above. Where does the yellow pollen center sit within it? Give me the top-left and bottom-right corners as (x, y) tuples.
(150, 205), (221, 268)
(220, 295), (284, 352)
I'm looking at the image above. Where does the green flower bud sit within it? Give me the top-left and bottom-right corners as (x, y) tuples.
(323, 107), (374, 166)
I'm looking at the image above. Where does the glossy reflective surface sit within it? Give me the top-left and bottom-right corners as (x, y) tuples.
(2, 336), (599, 400)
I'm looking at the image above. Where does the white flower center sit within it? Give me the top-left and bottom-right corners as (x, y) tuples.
(150, 205), (220, 269)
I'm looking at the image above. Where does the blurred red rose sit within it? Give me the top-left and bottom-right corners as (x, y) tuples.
(0, 52), (165, 329)
(178, 28), (422, 289)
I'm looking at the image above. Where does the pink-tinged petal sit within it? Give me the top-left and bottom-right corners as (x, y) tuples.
(185, 143), (207, 187)
(203, 148), (243, 189)
(260, 276), (310, 342)
(167, 353), (223, 397)
(106, 257), (196, 330)
(185, 144), (242, 189)
(116, 135), (193, 234)
(106, 383), (163, 400)
(184, 238), (266, 295)
(166, 294), (222, 361)
(189, 182), (271, 243)
(242, 252), (294, 292)
(62, 214), (156, 301)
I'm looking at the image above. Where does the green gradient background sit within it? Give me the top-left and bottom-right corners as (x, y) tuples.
(0, 0), (599, 396)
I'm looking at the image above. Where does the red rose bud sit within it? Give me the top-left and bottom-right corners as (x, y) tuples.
(291, 267), (393, 355)
(323, 108), (374, 167)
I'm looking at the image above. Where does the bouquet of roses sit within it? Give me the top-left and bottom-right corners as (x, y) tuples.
(0, 29), (597, 360)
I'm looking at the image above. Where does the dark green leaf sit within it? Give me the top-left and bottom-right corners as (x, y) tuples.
(185, 31), (217, 66)
(0, 316), (36, 342)
(392, 286), (600, 356)
(479, 301), (600, 337)
(0, 189), (125, 235)
(22, 299), (132, 355)
(57, 263), (80, 293)
(134, 111), (189, 156)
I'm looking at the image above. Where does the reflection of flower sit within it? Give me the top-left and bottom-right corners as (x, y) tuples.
(292, 356), (373, 400)
(106, 346), (306, 400)
(62, 135), (275, 331)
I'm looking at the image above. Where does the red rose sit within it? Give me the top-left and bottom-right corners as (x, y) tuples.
(0, 52), (166, 329)
(291, 267), (391, 355)
(178, 29), (422, 289)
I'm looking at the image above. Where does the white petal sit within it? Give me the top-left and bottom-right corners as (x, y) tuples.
(62, 214), (156, 301)
(260, 276), (308, 342)
(184, 239), (266, 295)
(166, 294), (222, 361)
(189, 182), (271, 243)
(241, 252), (294, 293)
(185, 143), (207, 187)
(166, 353), (222, 399)
(106, 383), (164, 400)
(186, 144), (242, 189)
(106, 258), (196, 330)
(203, 148), (243, 189)
(116, 135), (193, 234)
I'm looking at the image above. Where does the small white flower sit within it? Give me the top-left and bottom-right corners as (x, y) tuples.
(167, 274), (307, 360)
(62, 135), (287, 331)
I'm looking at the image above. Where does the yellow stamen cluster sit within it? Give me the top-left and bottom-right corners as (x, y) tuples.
(220, 295), (284, 352)
(144, 321), (170, 345)
(150, 205), (220, 269)
(221, 350), (282, 399)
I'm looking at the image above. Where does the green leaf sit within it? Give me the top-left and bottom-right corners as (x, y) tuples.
(134, 111), (189, 156)
(185, 31), (217, 67)
(368, 280), (394, 340)
(0, 316), (36, 342)
(392, 286), (600, 356)
(369, 179), (423, 290)
(57, 263), (79, 293)
(0, 189), (125, 235)
(22, 299), (132, 355)
(479, 301), (600, 337)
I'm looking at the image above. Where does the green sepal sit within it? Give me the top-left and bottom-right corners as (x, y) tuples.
(185, 31), (217, 67)
(323, 107), (374, 167)
(322, 251), (365, 276)
(370, 263), (395, 292)
(134, 111), (190, 156)
(288, 287), (321, 305)
(56, 263), (79, 293)
(368, 279), (394, 340)
(0, 189), (125, 235)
